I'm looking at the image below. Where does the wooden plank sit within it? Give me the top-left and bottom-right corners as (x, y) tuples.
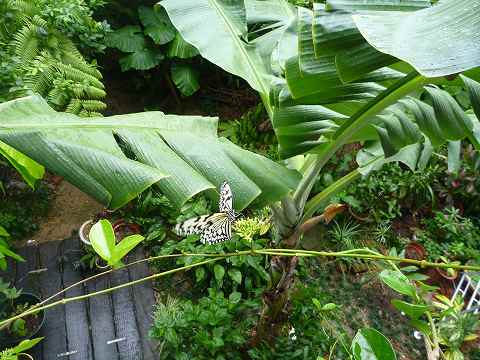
(37, 241), (67, 359)
(14, 244), (42, 359)
(110, 268), (142, 360)
(128, 249), (158, 358)
(62, 237), (93, 360)
(15, 244), (42, 294)
(86, 273), (120, 360)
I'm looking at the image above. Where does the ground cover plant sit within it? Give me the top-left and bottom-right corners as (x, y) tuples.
(1, 0), (480, 359)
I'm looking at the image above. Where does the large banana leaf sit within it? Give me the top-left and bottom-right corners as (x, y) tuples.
(0, 96), (301, 210)
(160, 0), (270, 97)
(353, 0), (480, 77)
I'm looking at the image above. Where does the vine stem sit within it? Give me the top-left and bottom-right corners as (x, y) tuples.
(2, 248), (480, 327)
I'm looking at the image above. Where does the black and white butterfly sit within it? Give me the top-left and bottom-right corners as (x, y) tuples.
(174, 181), (238, 244)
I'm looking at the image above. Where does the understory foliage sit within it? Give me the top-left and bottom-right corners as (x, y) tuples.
(105, 4), (200, 97)
(0, 0), (108, 116)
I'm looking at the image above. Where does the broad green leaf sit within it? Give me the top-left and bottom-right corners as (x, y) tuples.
(229, 291), (241, 303)
(195, 267), (205, 282)
(89, 220), (116, 262)
(119, 48), (164, 71)
(379, 269), (416, 298)
(0, 140), (44, 188)
(0, 96), (300, 210)
(462, 75), (480, 120)
(139, 6), (176, 45)
(167, 33), (199, 59)
(326, 0), (431, 11)
(106, 26), (146, 52)
(110, 234), (145, 266)
(0, 226), (9, 237)
(161, 0), (271, 97)
(0, 243), (25, 262)
(352, 328), (397, 360)
(214, 264), (225, 282)
(228, 268), (242, 284)
(11, 337), (44, 353)
(353, 0), (480, 77)
(447, 141), (461, 173)
(391, 299), (428, 319)
(170, 63), (200, 97)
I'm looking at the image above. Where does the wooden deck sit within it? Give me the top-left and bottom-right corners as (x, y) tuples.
(1, 236), (158, 359)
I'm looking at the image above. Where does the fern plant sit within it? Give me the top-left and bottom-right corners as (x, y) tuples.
(0, 0), (107, 116)
(106, 5), (200, 97)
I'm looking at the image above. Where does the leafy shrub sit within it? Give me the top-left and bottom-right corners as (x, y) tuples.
(106, 5), (200, 96)
(416, 207), (480, 261)
(149, 289), (260, 360)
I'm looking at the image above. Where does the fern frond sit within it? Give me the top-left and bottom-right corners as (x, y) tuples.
(78, 109), (104, 118)
(47, 86), (70, 108)
(56, 63), (105, 90)
(80, 100), (107, 112)
(13, 23), (39, 63)
(61, 51), (103, 79)
(6, 0), (38, 17)
(65, 99), (82, 115)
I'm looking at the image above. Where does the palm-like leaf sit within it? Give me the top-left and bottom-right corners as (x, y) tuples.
(0, 96), (301, 210)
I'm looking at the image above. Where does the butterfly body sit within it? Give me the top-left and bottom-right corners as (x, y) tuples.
(174, 182), (238, 244)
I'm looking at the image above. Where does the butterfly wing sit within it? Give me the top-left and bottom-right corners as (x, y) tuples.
(219, 181), (234, 216)
(200, 213), (232, 245)
(174, 215), (212, 236)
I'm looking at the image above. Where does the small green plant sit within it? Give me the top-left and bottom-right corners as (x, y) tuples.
(0, 337), (43, 360)
(0, 226), (24, 271)
(89, 219), (144, 269)
(416, 208), (480, 261)
(0, 280), (37, 338)
(106, 5), (200, 97)
(380, 266), (480, 359)
(435, 295), (480, 360)
(149, 289), (260, 359)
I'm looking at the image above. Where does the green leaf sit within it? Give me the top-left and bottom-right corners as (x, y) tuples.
(352, 328), (397, 360)
(379, 269), (416, 298)
(139, 6), (176, 45)
(391, 299), (428, 319)
(326, 0), (431, 11)
(167, 33), (199, 59)
(353, 0), (480, 77)
(110, 234), (145, 266)
(0, 140), (44, 189)
(0, 226), (9, 238)
(195, 267), (205, 282)
(119, 47), (164, 71)
(229, 291), (241, 303)
(89, 220), (116, 262)
(11, 337), (44, 353)
(106, 26), (146, 52)
(228, 268), (242, 284)
(170, 63), (200, 97)
(214, 264), (225, 282)
(0, 243), (25, 262)
(161, 0), (271, 97)
(0, 96), (300, 210)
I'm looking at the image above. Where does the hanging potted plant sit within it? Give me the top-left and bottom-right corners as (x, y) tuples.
(0, 282), (45, 348)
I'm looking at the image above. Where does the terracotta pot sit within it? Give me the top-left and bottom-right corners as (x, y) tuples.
(405, 242), (426, 261)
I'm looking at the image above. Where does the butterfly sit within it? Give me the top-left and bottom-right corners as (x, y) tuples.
(174, 181), (238, 244)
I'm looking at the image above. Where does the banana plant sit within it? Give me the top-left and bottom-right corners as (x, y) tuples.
(159, 0), (480, 342)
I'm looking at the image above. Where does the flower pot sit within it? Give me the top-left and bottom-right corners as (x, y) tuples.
(79, 219), (141, 247)
(405, 242), (426, 261)
(0, 293), (45, 349)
